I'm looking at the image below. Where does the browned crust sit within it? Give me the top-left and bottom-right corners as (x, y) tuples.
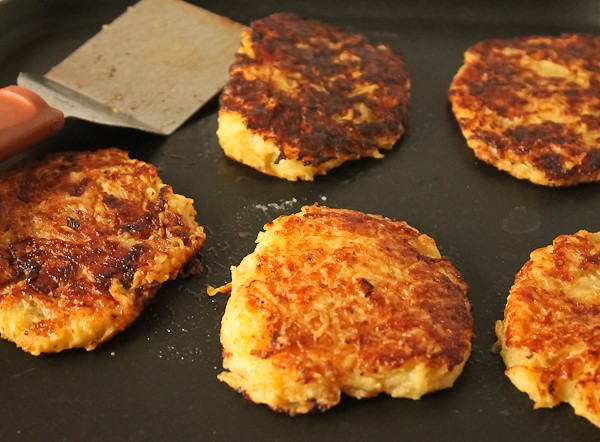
(0, 148), (206, 353)
(504, 232), (600, 358)
(449, 33), (600, 186)
(497, 230), (600, 426)
(253, 206), (471, 373)
(220, 13), (410, 166)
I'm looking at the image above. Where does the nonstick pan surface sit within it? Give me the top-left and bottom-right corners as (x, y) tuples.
(1, 1), (599, 440)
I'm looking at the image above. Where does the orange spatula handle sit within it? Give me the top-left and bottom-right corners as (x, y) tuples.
(0, 85), (65, 162)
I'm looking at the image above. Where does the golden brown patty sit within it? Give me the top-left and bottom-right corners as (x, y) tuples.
(0, 148), (206, 355)
(217, 13), (410, 181)
(218, 205), (473, 414)
(496, 230), (600, 427)
(449, 33), (600, 186)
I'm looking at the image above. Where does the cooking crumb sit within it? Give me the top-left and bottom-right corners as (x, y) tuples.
(207, 283), (232, 297)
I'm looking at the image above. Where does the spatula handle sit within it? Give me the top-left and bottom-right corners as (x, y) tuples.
(0, 85), (65, 163)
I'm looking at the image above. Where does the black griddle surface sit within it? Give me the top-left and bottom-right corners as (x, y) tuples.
(1, 1), (599, 440)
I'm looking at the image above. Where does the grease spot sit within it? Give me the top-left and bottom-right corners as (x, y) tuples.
(502, 206), (540, 234)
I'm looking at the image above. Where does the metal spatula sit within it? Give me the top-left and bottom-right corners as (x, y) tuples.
(0, 0), (246, 161)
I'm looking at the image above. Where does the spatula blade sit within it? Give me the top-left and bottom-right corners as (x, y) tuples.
(41, 0), (246, 135)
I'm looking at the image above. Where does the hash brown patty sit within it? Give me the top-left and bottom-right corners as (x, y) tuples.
(218, 205), (473, 414)
(217, 13), (411, 181)
(0, 148), (206, 355)
(496, 230), (600, 427)
(449, 33), (600, 186)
